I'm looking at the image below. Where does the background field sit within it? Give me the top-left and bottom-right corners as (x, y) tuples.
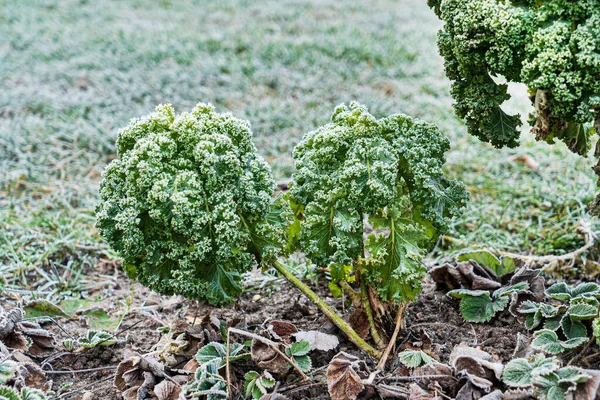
(1, 0), (599, 291)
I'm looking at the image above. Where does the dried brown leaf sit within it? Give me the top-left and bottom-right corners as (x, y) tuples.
(375, 383), (409, 399)
(268, 320), (297, 341)
(450, 343), (503, 381)
(408, 383), (436, 400)
(327, 352), (364, 400)
(348, 309), (370, 340)
(251, 339), (289, 375)
(114, 359), (137, 392)
(20, 362), (48, 391)
(503, 388), (535, 399)
(575, 368), (600, 400)
(154, 380), (181, 400)
(259, 394), (289, 400)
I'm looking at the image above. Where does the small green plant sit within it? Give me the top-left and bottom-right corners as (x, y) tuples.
(77, 330), (117, 349)
(283, 340), (311, 372)
(180, 361), (228, 400)
(448, 283), (528, 323)
(428, 0), (600, 213)
(0, 386), (47, 400)
(398, 350), (436, 368)
(96, 103), (467, 360)
(195, 342), (250, 369)
(432, 250), (543, 323)
(518, 282), (600, 353)
(503, 354), (590, 400)
(243, 371), (276, 400)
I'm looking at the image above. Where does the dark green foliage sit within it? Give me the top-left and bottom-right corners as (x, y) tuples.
(430, 0), (600, 212)
(291, 102), (467, 302)
(96, 104), (287, 304)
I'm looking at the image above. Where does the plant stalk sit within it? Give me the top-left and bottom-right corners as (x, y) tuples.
(360, 278), (385, 349)
(376, 303), (407, 370)
(272, 260), (382, 359)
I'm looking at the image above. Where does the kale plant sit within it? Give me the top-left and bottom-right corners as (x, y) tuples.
(96, 104), (286, 305)
(291, 103), (467, 348)
(96, 103), (466, 361)
(428, 0), (600, 213)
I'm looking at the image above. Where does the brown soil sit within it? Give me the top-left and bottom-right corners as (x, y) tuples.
(3, 262), (600, 400)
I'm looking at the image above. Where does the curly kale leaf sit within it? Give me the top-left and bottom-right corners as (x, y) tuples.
(431, 0), (600, 212)
(291, 102), (467, 303)
(96, 104), (286, 304)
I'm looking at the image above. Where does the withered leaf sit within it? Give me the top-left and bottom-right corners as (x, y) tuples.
(327, 352), (364, 400)
(293, 331), (339, 352)
(268, 320), (297, 342)
(348, 309), (370, 340)
(450, 343), (503, 381)
(259, 394), (290, 400)
(154, 380), (181, 400)
(575, 368), (600, 400)
(251, 339), (289, 375)
(408, 383), (436, 400)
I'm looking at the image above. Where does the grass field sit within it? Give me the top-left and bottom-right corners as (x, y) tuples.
(1, 0), (598, 291)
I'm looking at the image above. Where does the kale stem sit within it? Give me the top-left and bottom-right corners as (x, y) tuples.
(338, 280), (362, 307)
(272, 259), (382, 359)
(359, 275), (385, 349)
(375, 303), (406, 370)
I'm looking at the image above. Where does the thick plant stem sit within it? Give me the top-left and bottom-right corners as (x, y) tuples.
(338, 281), (362, 308)
(360, 278), (385, 349)
(272, 260), (382, 359)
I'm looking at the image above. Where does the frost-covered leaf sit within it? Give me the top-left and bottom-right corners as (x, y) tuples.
(244, 371), (276, 400)
(449, 290), (508, 322)
(293, 355), (312, 372)
(326, 352), (363, 400)
(545, 283), (572, 302)
(287, 340), (310, 357)
(398, 350), (436, 368)
(532, 330), (565, 355)
(293, 331), (339, 352)
(77, 330), (117, 349)
(503, 355), (560, 388)
(560, 317), (587, 339)
(567, 303), (597, 320)
(0, 386), (21, 400)
(593, 317), (600, 345)
(532, 330), (587, 354)
(195, 342), (247, 369)
(570, 282), (600, 300)
(493, 282), (528, 298)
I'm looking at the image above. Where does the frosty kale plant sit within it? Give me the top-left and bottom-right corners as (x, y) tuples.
(428, 0), (600, 213)
(96, 103), (466, 360)
(96, 103), (286, 305)
(291, 102), (467, 348)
